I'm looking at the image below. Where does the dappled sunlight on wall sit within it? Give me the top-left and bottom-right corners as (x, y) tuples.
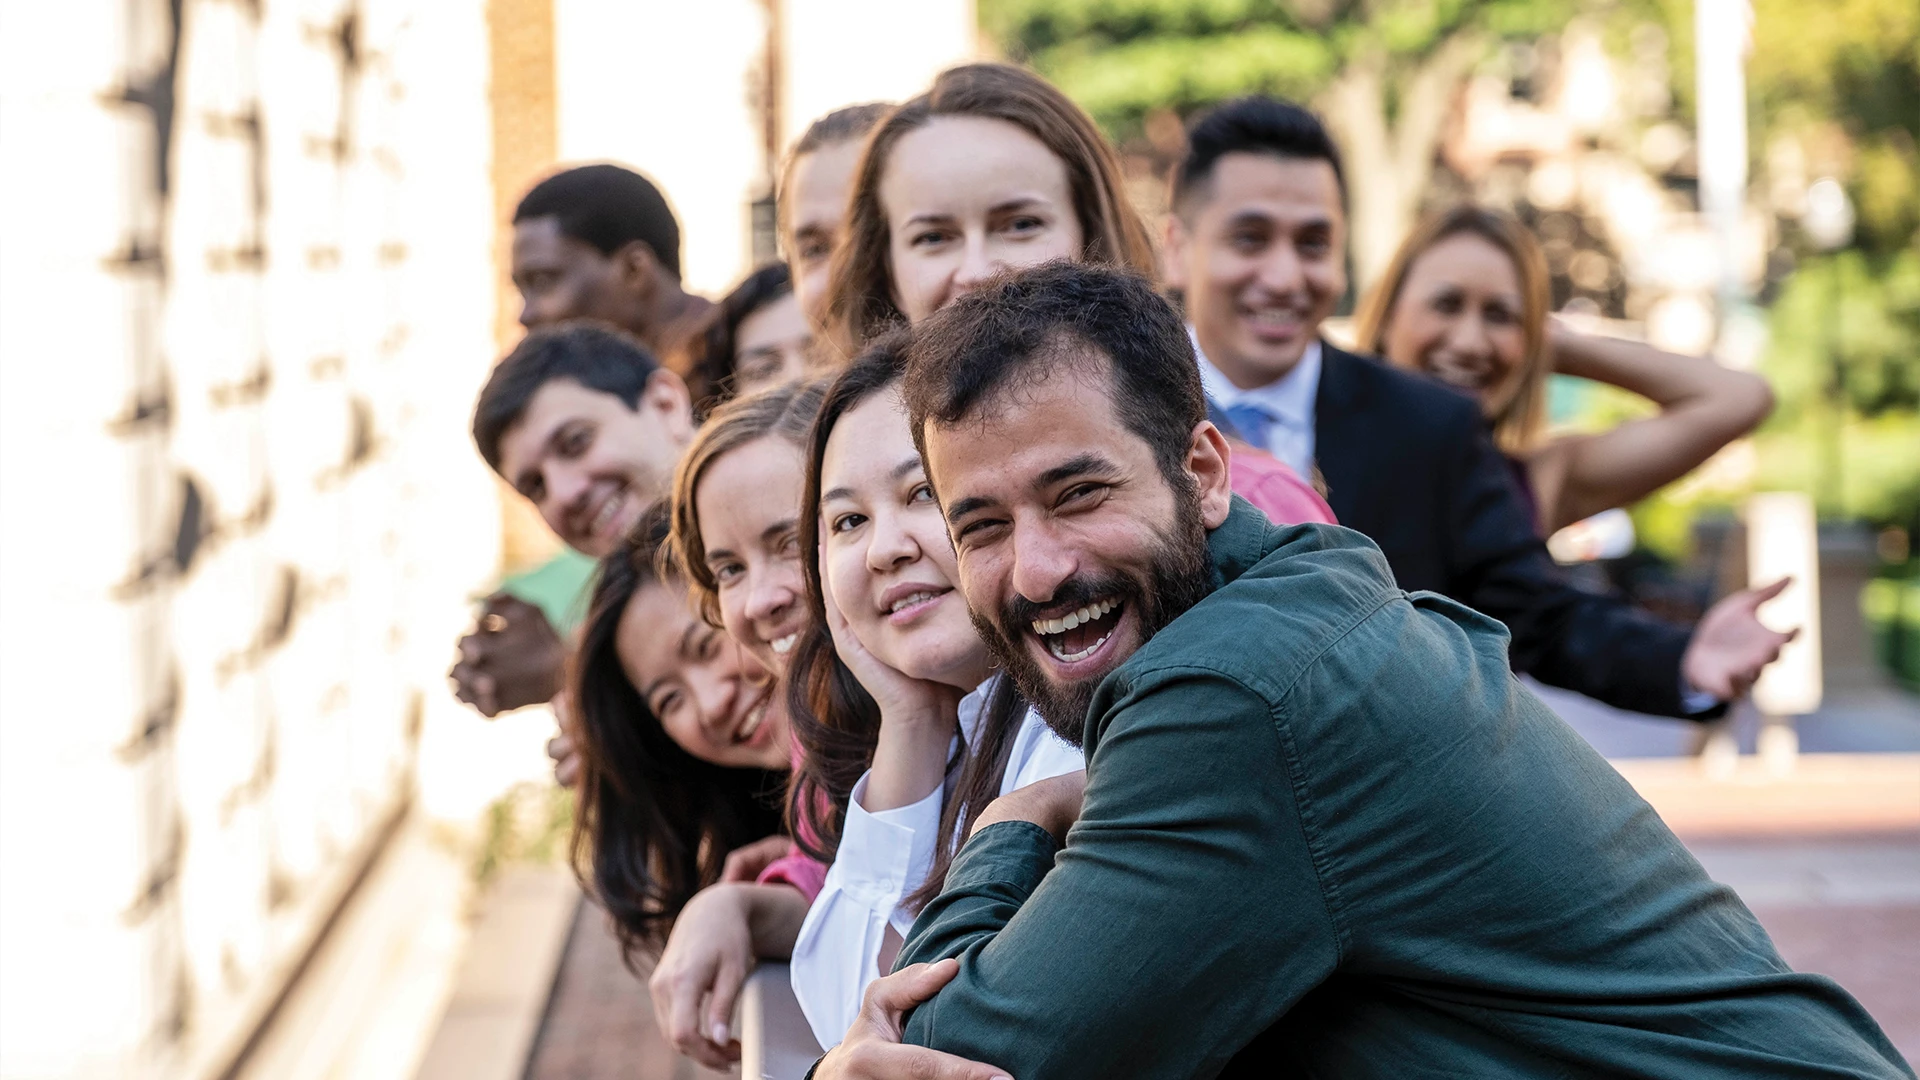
(0, 2), (500, 1076)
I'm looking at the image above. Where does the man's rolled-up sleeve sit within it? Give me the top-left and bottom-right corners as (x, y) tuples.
(895, 669), (1342, 1080)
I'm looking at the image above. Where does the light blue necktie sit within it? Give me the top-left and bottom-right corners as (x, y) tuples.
(1222, 402), (1278, 451)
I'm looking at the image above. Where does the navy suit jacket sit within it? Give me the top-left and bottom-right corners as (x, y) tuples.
(1213, 342), (1700, 719)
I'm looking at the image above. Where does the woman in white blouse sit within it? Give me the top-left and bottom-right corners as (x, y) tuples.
(785, 333), (1085, 1048)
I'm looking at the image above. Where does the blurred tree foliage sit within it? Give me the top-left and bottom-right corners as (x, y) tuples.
(984, 0), (1920, 531)
(1652, 0), (1920, 258)
(979, 0), (1580, 286)
(1741, 0), (1919, 525)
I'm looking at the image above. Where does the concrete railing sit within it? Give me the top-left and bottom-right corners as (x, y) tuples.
(739, 963), (825, 1080)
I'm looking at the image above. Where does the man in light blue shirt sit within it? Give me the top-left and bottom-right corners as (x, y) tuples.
(1163, 96), (1791, 719)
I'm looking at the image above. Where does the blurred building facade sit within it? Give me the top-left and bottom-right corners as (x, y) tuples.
(0, 2), (972, 1079)
(0, 2), (500, 1077)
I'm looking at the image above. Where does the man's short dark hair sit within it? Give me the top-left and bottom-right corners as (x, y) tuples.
(514, 164), (683, 279)
(472, 322), (659, 473)
(902, 261), (1204, 486)
(1172, 96), (1346, 216)
(792, 102), (891, 158)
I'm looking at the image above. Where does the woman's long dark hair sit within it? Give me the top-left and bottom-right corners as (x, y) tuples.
(677, 262), (795, 420)
(569, 504), (784, 967)
(787, 332), (1028, 912)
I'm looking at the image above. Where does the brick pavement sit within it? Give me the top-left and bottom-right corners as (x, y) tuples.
(523, 900), (729, 1080)
(1622, 757), (1920, 1065)
(1748, 899), (1919, 1065)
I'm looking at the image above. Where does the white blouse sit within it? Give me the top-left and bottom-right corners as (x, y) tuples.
(787, 679), (1084, 1050)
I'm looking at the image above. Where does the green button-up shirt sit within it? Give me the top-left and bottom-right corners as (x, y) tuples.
(896, 499), (1908, 1079)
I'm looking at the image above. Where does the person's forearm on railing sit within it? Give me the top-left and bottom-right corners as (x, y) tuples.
(650, 882), (810, 1069)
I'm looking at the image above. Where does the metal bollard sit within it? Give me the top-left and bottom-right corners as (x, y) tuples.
(738, 963), (825, 1080)
(1748, 493), (1823, 775)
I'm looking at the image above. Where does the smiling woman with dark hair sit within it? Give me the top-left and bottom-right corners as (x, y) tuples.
(567, 505), (791, 960)
(782, 334), (1082, 1049)
(677, 262), (814, 420)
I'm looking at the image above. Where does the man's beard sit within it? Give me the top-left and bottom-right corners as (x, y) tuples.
(970, 491), (1213, 746)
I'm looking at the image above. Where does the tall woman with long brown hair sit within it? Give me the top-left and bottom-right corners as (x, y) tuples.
(815, 62), (1334, 527)
(818, 63), (1156, 358)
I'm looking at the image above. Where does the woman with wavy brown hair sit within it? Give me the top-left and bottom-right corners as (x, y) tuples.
(1356, 205), (1773, 535)
(566, 504), (807, 1069)
(814, 64), (1334, 528)
(819, 63), (1157, 357)
(569, 506), (791, 950)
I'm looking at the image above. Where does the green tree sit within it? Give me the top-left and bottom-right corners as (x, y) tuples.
(1741, 0), (1920, 523)
(981, 0), (1577, 287)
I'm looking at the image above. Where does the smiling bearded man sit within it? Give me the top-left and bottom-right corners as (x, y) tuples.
(811, 260), (1913, 1080)
(972, 429), (1213, 742)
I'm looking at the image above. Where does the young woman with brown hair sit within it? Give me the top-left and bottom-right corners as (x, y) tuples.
(818, 63), (1156, 358)
(565, 505), (812, 1069)
(815, 63), (1334, 527)
(1355, 205), (1773, 535)
(644, 380), (832, 1068)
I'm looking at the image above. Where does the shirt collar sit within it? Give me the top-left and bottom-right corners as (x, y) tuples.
(958, 677), (993, 745)
(1206, 495), (1278, 592)
(1190, 328), (1323, 431)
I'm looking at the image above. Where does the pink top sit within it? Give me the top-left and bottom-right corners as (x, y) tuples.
(757, 846), (827, 902)
(756, 738), (829, 902)
(1228, 441), (1336, 526)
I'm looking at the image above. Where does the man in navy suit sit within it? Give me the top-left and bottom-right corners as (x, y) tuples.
(1161, 96), (1789, 718)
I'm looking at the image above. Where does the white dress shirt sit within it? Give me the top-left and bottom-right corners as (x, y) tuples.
(1192, 329), (1323, 482)
(788, 679), (1084, 1050)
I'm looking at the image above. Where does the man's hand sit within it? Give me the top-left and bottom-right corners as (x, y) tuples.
(969, 771), (1086, 845)
(720, 834), (794, 883)
(1682, 577), (1799, 702)
(814, 959), (1011, 1080)
(648, 884), (756, 1068)
(449, 593), (565, 717)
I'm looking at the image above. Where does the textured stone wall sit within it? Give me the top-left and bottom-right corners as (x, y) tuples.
(485, 0), (564, 571)
(0, 2), (499, 1077)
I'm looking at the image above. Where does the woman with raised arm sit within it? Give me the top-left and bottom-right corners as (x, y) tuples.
(1356, 206), (1774, 536)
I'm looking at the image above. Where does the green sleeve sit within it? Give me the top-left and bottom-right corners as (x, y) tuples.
(497, 548), (598, 635)
(896, 669), (1342, 1080)
(895, 821), (1058, 971)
